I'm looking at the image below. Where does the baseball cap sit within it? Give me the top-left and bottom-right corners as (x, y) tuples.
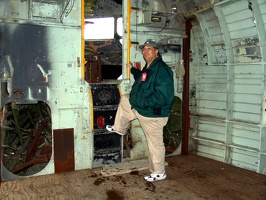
(139, 39), (159, 49)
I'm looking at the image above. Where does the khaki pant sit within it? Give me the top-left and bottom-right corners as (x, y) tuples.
(114, 94), (168, 174)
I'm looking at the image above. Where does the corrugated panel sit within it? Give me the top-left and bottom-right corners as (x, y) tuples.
(231, 65), (263, 123)
(196, 119), (226, 142)
(194, 140), (225, 162)
(231, 124), (260, 149)
(231, 148), (258, 172)
(197, 65), (227, 118)
(197, 8), (227, 64)
(259, 1), (266, 19)
(222, 1), (261, 62)
(190, 0), (266, 174)
(222, 0), (248, 16)
(192, 24), (209, 65)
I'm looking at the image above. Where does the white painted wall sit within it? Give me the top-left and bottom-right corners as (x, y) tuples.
(189, 0), (266, 174)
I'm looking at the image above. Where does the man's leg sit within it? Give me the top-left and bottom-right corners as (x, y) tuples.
(134, 110), (168, 174)
(113, 94), (136, 135)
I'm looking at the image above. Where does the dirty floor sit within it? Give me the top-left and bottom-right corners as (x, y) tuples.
(1, 154), (266, 200)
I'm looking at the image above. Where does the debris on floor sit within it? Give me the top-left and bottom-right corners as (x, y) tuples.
(101, 159), (168, 176)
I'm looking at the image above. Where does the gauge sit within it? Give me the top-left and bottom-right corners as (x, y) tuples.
(99, 90), (112, 102)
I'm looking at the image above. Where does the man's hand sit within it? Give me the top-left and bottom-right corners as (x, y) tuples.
(126, 62), (133, 69)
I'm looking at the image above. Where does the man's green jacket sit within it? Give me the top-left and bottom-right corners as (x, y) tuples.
(129, 56), (174, 118)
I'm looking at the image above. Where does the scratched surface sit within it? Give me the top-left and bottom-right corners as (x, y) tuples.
(1, 154), (266, 200)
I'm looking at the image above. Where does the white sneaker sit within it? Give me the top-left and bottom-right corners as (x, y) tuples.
(144, 172), (166, 182)
(106, 125), (125, 136)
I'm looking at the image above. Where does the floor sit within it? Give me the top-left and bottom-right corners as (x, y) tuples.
(1, 154), (266, 200)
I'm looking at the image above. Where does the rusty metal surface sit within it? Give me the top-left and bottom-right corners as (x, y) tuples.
(85, 54), (102, 83)
(1, 102), (52, 180)
(181, 20), (192, 155)
(11, 118), (51, 174)
(54, 128), (75, 173)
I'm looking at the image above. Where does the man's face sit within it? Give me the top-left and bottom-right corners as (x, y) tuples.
(141, 45), (158, 64)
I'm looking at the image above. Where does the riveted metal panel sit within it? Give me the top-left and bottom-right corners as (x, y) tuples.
(190, 0), (266, 174)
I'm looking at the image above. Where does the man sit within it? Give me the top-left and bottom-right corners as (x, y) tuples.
(106, 39), (174, 182)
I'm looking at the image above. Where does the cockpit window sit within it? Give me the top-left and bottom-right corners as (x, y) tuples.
(117, 17), (122, 37)
(84, 17), (114, 40)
